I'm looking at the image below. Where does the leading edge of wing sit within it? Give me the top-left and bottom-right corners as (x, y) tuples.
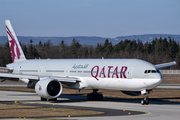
(0, 73), (39, 81)
(0, 67), (13, 72)
(155, 61), (177, 69)
(0, 72), (80, 83)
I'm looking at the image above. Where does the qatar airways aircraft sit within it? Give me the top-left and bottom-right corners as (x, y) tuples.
(0, 20), (177, 105)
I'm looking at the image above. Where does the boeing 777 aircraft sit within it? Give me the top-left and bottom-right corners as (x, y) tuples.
(0, 20), (177, 105)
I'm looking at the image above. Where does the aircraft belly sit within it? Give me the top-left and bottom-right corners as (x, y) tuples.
(98, 78), (120, 90)
(93, 78), (148, 91)
(84, 78), (122, 90)
(80, 77), (152, 91)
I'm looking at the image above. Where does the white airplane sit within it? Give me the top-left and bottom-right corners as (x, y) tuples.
(0, 20), (177, 105)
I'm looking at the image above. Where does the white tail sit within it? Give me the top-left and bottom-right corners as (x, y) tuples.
(5, 20), (26, 63)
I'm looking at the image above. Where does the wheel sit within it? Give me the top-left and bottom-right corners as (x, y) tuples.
(87, 94), (90, 100)
(41, 97), (47, 101)
(91, 94), (95, 100)
(87, 90), (103, 101)
(87, 94), (93, 100)
(141, 99), (145, 105)
(141, 99), (149, 105)
(141, 93), (149, 105)
(145, 100), (149, 105)
(99, 94), (103, 100)
(49, 98), (57, 101)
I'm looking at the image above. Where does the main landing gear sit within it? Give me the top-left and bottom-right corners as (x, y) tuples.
(41, 97), (57, 101)
(141, 93), (149, 105)
(87, 89), (103, 100)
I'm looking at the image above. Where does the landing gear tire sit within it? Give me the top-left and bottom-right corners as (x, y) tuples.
(87, 94), (91, 100)
(141, 94), (149, 105)
(87, 89), (103, 100)
(141, 99), (149, 105)
(41, 97), (57, 101)
(87, 93), (103, 100)
(41, 97), (47, 101)
(48, 98), (57, 101)
(99, 94), (103, 100)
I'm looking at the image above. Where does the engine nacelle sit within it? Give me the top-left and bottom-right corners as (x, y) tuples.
(121, 91), (141, 96)
(35, 78), (62, 99)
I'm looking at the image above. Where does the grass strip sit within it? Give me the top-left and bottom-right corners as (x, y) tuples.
(0, 104), (104, 118)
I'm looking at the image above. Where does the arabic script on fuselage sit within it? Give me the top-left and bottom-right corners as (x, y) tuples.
(72, 64), (89, 69)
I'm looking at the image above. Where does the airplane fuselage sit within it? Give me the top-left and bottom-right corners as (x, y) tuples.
(7, 59), (162, 91)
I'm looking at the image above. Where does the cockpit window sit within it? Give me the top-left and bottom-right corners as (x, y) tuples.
(157, 70), (160, 73)
(144, 70), (160, 74)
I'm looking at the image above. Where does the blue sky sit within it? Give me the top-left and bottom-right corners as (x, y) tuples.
(0, 0), (179, 37)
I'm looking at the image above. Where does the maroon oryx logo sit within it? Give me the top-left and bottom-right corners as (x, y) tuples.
(39, 85), (42, 91)
(6, 26), (21, 63)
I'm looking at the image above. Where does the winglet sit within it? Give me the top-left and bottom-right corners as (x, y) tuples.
(5, 20), (26, 63)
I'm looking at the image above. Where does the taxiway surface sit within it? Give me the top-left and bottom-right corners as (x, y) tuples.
(0, 90), (180, 120)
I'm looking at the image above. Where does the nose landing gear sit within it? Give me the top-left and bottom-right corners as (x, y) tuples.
(141, 94), (149, 105)
(141, 89), (150, 105)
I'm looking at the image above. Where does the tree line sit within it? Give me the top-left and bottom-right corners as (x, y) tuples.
(0, 37), (179, 69)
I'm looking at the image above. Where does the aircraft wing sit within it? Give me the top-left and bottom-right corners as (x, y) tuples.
(0, 72), (80, 85)
(0, 67), (13, 72)
(0, 72), (39, 82)
(155, 61), (177, 69)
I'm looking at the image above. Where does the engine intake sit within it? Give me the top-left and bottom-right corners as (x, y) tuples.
(47, 80), (60, 96)
(35, 78), (62, 99)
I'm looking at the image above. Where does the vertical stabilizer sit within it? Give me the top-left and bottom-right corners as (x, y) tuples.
(5, 20), (26, 63)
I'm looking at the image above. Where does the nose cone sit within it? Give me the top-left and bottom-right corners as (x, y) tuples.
(154, 72), (162, 86)
(146, 73), (162, 89)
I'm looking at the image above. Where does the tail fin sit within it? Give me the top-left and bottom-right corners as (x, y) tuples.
(5, 20), (26, 63)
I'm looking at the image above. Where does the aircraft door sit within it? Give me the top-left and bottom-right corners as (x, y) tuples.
(39, 67), (43, 76)
(66, 67), (70, 77)
(127, 67), (133, 79)
(18, 66), (21, 74)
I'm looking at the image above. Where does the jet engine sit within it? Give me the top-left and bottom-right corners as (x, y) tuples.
(121, 91), (141, 96)
(35, 78), (62, 99)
